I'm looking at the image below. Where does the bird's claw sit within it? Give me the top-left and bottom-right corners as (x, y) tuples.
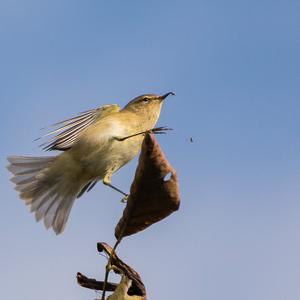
(121, 195), (129, 203)
(149, 126), (173, 135)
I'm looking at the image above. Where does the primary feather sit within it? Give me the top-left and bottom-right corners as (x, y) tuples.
(39, 104), (120, 151)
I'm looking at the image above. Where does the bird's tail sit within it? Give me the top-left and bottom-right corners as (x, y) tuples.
(7, 155), (80, 234)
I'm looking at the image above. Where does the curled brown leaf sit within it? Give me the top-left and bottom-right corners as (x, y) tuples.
(115, 133), (180, 239)
(97, 242), (146, 297)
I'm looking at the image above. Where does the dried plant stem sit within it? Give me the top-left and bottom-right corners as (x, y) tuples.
(101, 217), (128, 300)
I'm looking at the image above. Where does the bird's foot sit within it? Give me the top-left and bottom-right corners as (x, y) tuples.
(121, 195), (129, 203)
(149, 126), (173, 135)
(114, 127), (172, 142)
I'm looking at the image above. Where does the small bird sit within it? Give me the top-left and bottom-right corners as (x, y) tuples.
(7, 92), (174, 234)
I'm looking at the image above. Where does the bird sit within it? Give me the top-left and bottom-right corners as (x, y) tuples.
(7, 92), (174, 234)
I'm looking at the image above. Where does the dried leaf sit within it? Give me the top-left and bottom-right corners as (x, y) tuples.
(115, 133), (180, 239)
(97, 242), (146, 297)
(76, 272), (117, 292)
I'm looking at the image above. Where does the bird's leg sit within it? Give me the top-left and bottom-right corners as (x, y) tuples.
(103, 174), (129, 202)
(113, 126), (172, 142)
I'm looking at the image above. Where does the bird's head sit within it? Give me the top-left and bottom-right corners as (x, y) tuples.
(123, 92), (175, 115)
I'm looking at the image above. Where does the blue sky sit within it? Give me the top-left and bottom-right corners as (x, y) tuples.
(1, 1), (299, 299)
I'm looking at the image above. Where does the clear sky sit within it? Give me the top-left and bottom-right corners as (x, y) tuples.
(1, 1), (299, 299)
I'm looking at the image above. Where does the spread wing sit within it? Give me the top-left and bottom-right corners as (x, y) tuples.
(38, 104), (120, 151)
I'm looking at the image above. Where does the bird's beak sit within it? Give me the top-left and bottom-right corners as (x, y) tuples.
(159, 92), (175, 100)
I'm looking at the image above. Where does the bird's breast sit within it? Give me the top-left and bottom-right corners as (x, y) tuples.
(71, 117), (144, 180)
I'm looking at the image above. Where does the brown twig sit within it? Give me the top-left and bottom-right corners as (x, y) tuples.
(100, 218), (128, 300)
(76, 272), (117, 291)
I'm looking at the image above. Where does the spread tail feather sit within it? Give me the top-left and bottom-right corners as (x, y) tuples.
(7, 155), (79, 234)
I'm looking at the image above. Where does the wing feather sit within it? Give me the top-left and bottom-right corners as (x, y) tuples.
(38, 104), (120, 151)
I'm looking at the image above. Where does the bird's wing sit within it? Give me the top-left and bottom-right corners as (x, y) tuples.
(38, 104), (120, 151)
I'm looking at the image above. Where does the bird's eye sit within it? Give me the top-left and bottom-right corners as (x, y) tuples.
(142, 97), (149, 102)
